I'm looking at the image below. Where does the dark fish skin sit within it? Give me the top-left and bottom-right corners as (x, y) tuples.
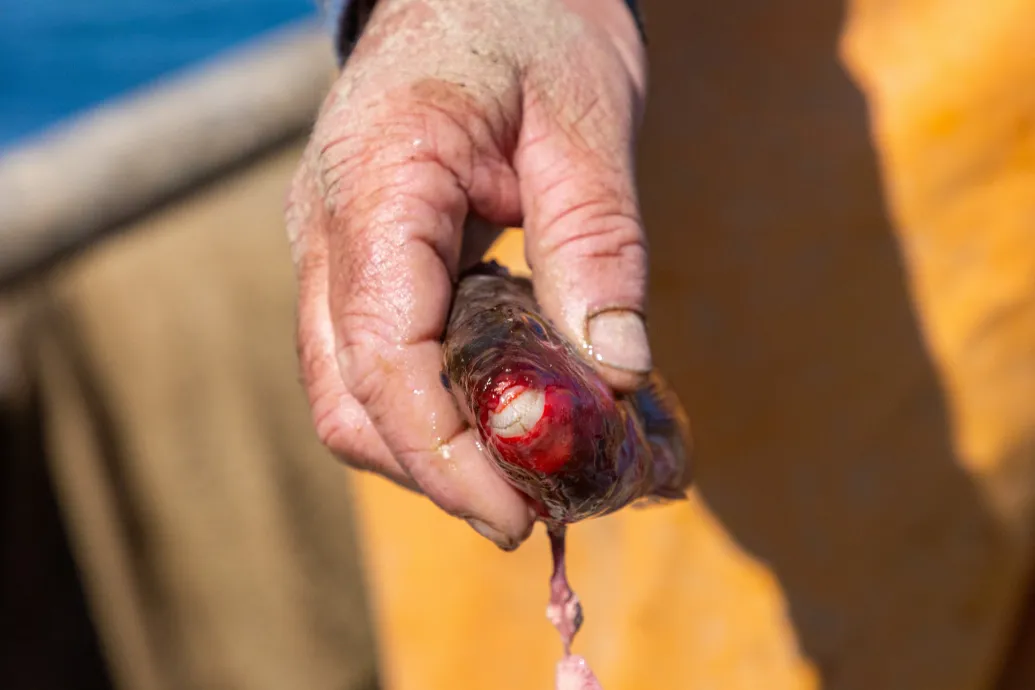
(442, 261), (692, 526)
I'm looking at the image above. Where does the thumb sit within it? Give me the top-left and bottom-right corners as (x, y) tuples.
(516, 73), (650, 392)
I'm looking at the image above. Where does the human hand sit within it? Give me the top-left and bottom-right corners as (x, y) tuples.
(286, 0), (650, 551)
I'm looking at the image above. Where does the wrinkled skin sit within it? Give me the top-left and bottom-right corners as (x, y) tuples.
(286, 0), (649, 551)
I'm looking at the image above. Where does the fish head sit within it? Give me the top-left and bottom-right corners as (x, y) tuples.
(444, 266), (691, 523)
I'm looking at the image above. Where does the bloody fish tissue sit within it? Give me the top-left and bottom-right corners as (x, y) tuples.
(442, 261), (693, 688)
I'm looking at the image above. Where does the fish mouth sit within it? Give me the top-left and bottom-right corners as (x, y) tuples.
(489, 384), (547, 438)
(478, 370), (578, 475)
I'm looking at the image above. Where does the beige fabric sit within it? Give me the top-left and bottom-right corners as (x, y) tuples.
(22, 142), (377, 690)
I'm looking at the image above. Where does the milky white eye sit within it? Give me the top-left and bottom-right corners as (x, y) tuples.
(489, 388), (546, 438)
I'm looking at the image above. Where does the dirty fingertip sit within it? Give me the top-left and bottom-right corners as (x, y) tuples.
(467, 518), (520, 551)
(466, 510), (536, 551)
(585, 309), (652, 391)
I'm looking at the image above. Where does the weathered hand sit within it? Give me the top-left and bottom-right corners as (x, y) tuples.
(286, 0), (649, 550)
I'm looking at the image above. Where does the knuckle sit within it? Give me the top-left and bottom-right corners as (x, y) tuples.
(312, 79), (510, 211)
(317, 133), (463, 233)
(406, 76), (515, 142)
(347, 165), (457, 232)
(313, 107), (420, 201)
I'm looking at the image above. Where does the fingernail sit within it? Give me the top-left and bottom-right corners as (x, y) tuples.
(467, 518), (519, 551)
(586, 310), (652, 373)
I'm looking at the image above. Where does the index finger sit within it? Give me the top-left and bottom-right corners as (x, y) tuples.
(322, 141), (535, 550)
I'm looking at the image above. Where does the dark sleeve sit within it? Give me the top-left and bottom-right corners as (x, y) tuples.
(321, 0), (644, 67)
(318, 0), (376, 66)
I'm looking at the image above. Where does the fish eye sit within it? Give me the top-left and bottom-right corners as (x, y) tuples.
(523, 315), (547, 338)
